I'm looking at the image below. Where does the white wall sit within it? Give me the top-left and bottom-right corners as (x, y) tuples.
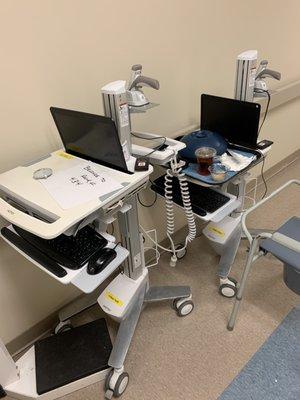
(0, 0), (300, 344)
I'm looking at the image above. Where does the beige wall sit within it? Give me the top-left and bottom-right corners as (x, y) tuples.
(0, 0), (300, 344)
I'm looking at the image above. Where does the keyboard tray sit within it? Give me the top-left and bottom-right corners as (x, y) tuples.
(1, 225), (129, 293)
(12, 224), (108, 270)
(151, 175), (240, 222)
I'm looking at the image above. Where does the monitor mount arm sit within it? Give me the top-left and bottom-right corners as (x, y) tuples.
(127, 64), (160, 108)
(254, 60), (281, 95)
(100, 66), (184, 166)
(100, 65), (161, 162)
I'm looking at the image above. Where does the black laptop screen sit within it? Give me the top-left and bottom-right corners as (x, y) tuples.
(201, 94), (261, 149)
(50, 107), (129, 174)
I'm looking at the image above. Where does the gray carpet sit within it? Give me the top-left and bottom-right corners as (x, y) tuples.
(219, 306), (300, 400)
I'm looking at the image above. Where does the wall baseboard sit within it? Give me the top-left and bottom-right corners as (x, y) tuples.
(6, 312), (58, 356)
(6, 149), (300, 356)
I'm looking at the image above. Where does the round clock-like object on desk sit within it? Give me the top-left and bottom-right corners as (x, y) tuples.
(33, 168), (53, 180)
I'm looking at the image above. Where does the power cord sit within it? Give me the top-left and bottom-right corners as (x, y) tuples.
(260, 155), (268, 199)
(258, 89), (271, 135)
(131, 132), (166, 205)
(131, 132), (167, 156)
(112, 242), (125, 274)
(138, 191), (157, 207)
(256, 89), (271, 199)
(137, 179), (157, 207)
(108, 223), (115, 236)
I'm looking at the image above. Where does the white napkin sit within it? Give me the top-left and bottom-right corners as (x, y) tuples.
(220, 150), (256, 172)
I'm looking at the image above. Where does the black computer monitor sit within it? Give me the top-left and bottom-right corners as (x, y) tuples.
(201, 94), (261, 149)
(50, 107), (130, 174)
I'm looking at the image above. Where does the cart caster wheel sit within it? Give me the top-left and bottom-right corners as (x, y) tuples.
(175, 243), (187, 260)
(173, 297), (194, 316)
(114, 373), (129, 397)
(172, 298), (178, 309)
(219, 277), (238, 298)
(105, 370), (129, 398)
(54, 320), (73, 335)
(0, 385), (7, 398)
(104, 369), (115, 392)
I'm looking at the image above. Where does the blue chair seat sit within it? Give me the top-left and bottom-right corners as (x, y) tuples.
(260, 217), (300, 271)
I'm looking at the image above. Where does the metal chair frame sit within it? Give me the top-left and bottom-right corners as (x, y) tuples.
(227, 179), (300, 331)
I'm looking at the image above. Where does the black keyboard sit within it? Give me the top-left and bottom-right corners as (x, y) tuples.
(151, 175), (231, 216)
(12, 225), (108, 270)
(1, 228), (67, 278)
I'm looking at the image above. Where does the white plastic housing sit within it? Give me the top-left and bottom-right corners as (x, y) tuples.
(235, 50), (258, 102)
(98, 268), (148, 321)
(203, 215), (241, 245)
(101, 80), (126, 95)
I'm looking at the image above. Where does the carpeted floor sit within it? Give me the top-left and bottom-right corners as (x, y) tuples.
(12, 158), (299, 400)
(219, 306), (300, 400)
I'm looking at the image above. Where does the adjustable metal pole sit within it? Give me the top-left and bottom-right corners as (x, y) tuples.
(117, 195), (145, 280)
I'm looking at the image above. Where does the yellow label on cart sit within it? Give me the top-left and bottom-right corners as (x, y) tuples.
(209, 226), (225, 237)
(105, 291), (124, 307)
(57, 151), (74, 160)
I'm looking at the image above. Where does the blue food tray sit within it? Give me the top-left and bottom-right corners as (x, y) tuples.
(183, 149), (257, 185)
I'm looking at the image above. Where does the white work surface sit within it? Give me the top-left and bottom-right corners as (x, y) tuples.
(39, 161), (124, 210)
(0, 150), (152, 239)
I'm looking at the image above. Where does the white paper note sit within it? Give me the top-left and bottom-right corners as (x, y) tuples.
(40, 162), (123, 209)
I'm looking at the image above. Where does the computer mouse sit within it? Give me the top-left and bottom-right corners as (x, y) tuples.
(87, 248), (117, 275)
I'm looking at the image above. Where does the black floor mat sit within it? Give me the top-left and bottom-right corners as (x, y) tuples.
(35, 318), (112, 395)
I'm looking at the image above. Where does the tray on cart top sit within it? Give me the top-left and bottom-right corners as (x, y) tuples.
(183, 145), (262, 186)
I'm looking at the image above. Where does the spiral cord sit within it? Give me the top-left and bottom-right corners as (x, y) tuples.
(164, 155), (197, 265)
(178, 171), (196, 243)
(164, 170), (175, 236)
